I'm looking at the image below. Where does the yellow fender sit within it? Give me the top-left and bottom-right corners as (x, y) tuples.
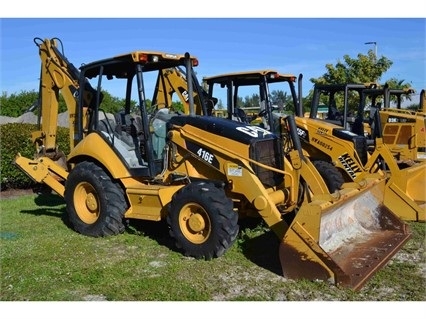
(67, 133), (131, 179)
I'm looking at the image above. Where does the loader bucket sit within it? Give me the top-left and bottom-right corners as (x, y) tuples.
(279, 178), (411, 291)
(384, 162), (426, 222)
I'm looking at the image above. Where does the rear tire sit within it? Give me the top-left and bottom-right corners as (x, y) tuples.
(64, 161), (127, 237)
(312, 160), (345, 193)
(166, 181), (239, 260)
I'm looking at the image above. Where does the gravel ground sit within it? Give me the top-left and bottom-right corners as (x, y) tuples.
(0, 111), (69, 127)
(0, 188), (35, 199)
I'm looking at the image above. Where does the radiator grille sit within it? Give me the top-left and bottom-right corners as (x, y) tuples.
(250, 138), (284, 187)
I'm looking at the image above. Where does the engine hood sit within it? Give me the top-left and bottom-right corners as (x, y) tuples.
(168, 115), (276, 145)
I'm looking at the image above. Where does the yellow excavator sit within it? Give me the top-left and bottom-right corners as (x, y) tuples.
(14, 38), (411, 291)
(201, 70), (425, 222)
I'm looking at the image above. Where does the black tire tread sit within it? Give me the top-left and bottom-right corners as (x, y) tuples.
(166, 181), (238, 260)
(312, 160), (345, 193)
(64, 161), (127, 237)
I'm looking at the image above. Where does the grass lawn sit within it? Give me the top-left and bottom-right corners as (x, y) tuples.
(1, 192), (425, 305)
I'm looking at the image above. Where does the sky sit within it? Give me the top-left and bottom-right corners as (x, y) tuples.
(1, 2), (425, 108)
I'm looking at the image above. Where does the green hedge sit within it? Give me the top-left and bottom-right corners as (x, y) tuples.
(0, 123), (70, 190)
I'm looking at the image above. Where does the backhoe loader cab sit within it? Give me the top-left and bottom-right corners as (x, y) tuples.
(309, 83), (425, 163)
(363, 87), (425, 163)
(14, 38), (412, 291)
(309, 83), (378, 131)
(76, 51), (210, 177)
(203, 70), (299, 128)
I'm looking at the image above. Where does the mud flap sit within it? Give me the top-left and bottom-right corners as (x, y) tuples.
(279, 178), (411, 291)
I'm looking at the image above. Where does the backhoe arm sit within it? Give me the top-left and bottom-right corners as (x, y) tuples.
(153, 67), (206, 115)
(32, 37), (87, 157)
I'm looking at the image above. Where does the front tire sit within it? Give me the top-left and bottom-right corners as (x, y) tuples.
(312, 160), (345, 193)
(64, 161), (127, 237)
(166, 181), (239, 260)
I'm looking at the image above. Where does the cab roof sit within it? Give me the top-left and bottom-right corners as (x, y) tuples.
(203, 70), (297, 86)
(80, 51), (198, 79)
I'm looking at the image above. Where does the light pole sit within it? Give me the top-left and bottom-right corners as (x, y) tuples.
(365, 41), (378, 83)
(365, 41), (377, 62)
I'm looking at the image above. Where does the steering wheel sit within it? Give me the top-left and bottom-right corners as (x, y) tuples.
(258, 109), (267, 117)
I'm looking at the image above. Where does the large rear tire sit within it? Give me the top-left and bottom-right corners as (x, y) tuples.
(64, 161), (127, 237)
(166, 181), (239, 260)
(312, 160), (345, 193)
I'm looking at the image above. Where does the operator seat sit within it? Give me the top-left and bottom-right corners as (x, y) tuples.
(351, 116), (365, 136)
(234, 107), (248, 123)
(112, 112), (146, 166)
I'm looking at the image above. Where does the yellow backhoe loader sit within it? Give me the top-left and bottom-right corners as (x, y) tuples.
(202, 70), (425, 222)
(14, 38), (411, 291)
(307, 83), (425, 221)
(310, 83), (426, 164)
(368, 87), (425, 162)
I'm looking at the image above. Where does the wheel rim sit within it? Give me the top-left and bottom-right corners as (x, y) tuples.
(179, 203), (211, 244)
(74, 181), (100, 224)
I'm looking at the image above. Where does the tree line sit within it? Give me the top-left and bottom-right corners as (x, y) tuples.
(1, 50), (421, 117)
